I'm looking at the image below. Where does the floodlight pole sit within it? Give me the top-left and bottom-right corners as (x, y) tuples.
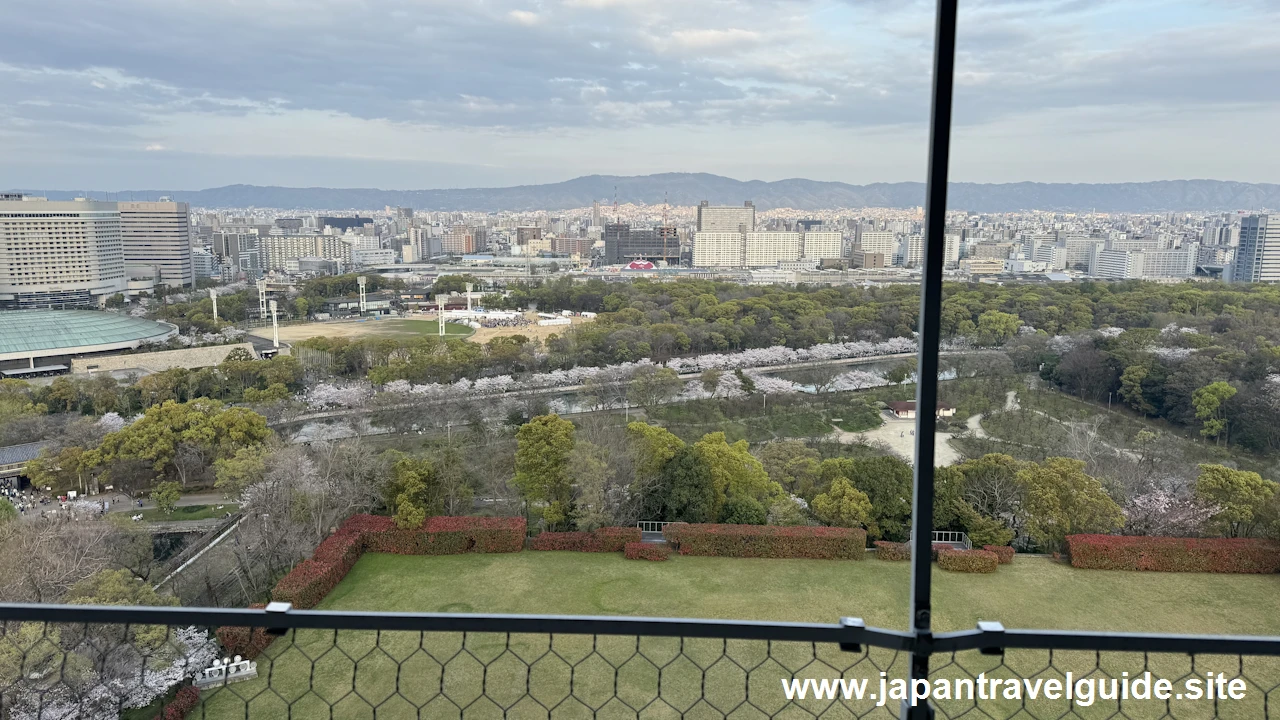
(209, 288), (218, 321)
(357, 276), (368, 315)
(437, 297), (446, 338)
(257, 279), (267, 319)
(269, 300), (279, 349)
(905, 0), (959, 717)
(465, 282), (473, 313)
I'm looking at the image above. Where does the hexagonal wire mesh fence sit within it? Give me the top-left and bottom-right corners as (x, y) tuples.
(4, 609), (1280, 719)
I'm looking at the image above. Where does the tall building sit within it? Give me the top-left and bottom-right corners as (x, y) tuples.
(260, 235), (356, 272)
(192, 248), (217, 280)
(0, 196), (126, 309)
(857, 232), (897, 257)
(1091, 245), (1198, 279)
(116, 201), (194, 288)
(604, 224), (680, 265)
(692, 232), (746, 267)
(744, 232), (801, 267)
(1234, 215), (1280, 283)
(696, 201), (755, 233)
(442, 225), (477, 255)
(802, 231), (843, 260)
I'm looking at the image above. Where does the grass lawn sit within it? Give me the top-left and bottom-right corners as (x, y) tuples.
(198, 553), (1280, 719)
(381, 319), (475, 338)
(139, 503), (238, 522)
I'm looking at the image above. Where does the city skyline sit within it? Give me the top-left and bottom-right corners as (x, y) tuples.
(2, 0), (1278, 189)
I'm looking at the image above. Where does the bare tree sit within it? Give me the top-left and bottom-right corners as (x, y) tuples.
(0, 516), (120, 603)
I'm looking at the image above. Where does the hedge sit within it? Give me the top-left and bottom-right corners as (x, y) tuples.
(596, 526), (642, 551)
(531, 531), (604, 552)
(271, 558), (345, 609)
(160, 686), (200, 720)
(215, 605), (272, 660)
(1066, 535), (1280, 573)
(937, 549), (999, 573)
(625, 542), (670, 561)
(983, 545), (1015, 564)
(930, 543), (952, 561)
(873, 541), (910, 561)
(664, 523), (865, 560)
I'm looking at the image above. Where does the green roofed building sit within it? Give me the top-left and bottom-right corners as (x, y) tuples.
(0, 310), (177, 374)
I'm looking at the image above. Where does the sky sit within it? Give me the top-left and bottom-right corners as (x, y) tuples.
(1, 0), (1277, 191)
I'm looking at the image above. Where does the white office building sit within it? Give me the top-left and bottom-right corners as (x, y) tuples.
(858, 232), (898, 257)
(1091, 244), (1197, 279)
(117, 200), (194, 288)
(0, 195), (127, 309)
(696, 201), (755, 233)
(1064, 236), (1105, 270)
(260, 235), (356, 272)
(1234, 215), (1280, 283)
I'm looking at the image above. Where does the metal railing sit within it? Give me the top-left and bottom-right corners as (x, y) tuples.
(910, 531), (972, 550)
(637, 520), (675, 534)
(5, 2), (1279, 719)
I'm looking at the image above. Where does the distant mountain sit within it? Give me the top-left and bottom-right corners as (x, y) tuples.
(18, 174), (1280, 213)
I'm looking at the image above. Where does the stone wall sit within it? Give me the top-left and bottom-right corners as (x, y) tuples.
(70, 343), (262, 374)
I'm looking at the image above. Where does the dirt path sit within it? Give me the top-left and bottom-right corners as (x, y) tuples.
(830, 415), (961, 466)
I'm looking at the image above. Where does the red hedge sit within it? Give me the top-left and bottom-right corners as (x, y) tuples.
(874, 541), (910, 561)
(625, 542), (670, 561)
(215, 604), (273, 660)
(272, 558), (345, 609)
(1066, 535), (1280, 573)
(596, 526), (642, 551)
(983, 545), (1015, 564)
(663, 524), (865, 560)
(937, 549), (999, 573)
(930, 543), (952, 561)
(531, 531), (604, 552)
(160, 686), (200, 720)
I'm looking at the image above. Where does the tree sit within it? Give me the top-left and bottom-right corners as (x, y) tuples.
(569, 441), (611, 531)
(1018, 457), (1123, 552)
(811, 477), (873, 529)
(514, 414), (576, 529)
(0, 498), (15, 526)
(700, 369), (723, 398)
(976, 310), (1020, 346)
(1194, 464), (1278, 537)
(662, 446), (716, 523)
(626, 422), (685, 518)
(693, 432), (781, 520)
(720, 495), (767, 524)
(214, 444), (271, 496)
(755, 441), (821, 496)
(818, 456), (912, 540)
(956, 453), (1026, 533)
(1192, 381), (1237, 444)
(152, 481), (181, 516)
(385, 455), (437, 529)
(1119, 364), (1155, 416)
(627, 366), (682, 409)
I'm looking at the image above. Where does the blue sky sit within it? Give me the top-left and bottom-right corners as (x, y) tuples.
(1, 0), (1276, 190)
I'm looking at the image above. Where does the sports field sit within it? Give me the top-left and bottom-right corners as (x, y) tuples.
(197, 553), (1280, 719)
(252, 318), (474, 343)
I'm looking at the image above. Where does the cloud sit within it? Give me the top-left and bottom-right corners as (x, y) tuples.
(0, 0), (1276, 187)
(144, 144), (166, 151)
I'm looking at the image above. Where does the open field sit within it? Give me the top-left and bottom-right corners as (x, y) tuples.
(198, 553), (1280, 719)
(464, 311), (594, 344)
(138, 503), (238, 522)
(252, 318), (474, 343)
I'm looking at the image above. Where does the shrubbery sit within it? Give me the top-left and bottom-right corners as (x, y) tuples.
(664, 523), (865, 560)
(625, 542), (670, 561)
(937, 549), (999, 573)
(160, 686), (200, 720)
(930, 543), (951, 561)
(873, 540), (910, 561)
(215, 604), (273, 660)
(983, 545), (1015, 564)
(531, 527), (642, 552)
(1066, 535), (1280, 573)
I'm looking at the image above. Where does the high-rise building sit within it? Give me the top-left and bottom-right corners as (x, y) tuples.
(802, 231), (843, 260)
(260, 235), (356, 271)
(1234, 215), (1280, 283)
(0, 196), (127, 309)
(857, 232), (897, 257)
(442, 225), (477, 255)
(604, 224), (680, 265)
(744, 232), (801, 267)
(696, 201), (755, 233)
(192, 248), (217, 280)
(116, 201), (194, 288)
(692, 232), (746, 267)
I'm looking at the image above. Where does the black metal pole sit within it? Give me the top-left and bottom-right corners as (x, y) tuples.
(906, 0), (959, 716)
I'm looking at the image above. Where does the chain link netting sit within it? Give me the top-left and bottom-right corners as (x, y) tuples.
(4, 620), (1280, 719)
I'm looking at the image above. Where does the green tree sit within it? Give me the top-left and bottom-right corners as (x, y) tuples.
(976, 310), (1021, 346)
(151, 481), (181, 516)
(693, 432), (781, 520)
(0, 498), (15, 526)
(954, 502), (1015, 547)
(386, 456), (436, 529)
(818, 456), (913, 539)
(811, 477), (874, 529)
(1194, 464), (1278, 537)
(626, 422), (684, 481)
(627, 366), (682, 409)
(213, 444), (270, 496)
(733, 369), (757, 394)
(755, 441), (821, 496)
(662, 446), (716, 523)
(1119, 364), (1155, 416)
(1192, 381), (1237, 444)
(46, 376), (80, 413)
(1018, 457), (1123, 552)
(700, 369), (723, 397)
(25, 446), (95, 495)
(569, 441), (611, 531)
(514, 414), (576, 529)
(720, 495), (767, 525)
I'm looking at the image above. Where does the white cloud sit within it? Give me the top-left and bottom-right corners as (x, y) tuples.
(506, 9), (541, 25)
(144, 143), (166, 151)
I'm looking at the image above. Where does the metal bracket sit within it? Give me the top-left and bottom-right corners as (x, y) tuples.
(977, 620), (1005, 656)
(839, 617), (865, 653)
(265, 601), (293, 636)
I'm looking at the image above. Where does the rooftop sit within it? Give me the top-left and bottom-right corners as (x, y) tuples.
(0, 310), (175, 357)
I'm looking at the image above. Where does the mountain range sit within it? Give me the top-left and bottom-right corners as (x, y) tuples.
(18, 174), (1280, 213)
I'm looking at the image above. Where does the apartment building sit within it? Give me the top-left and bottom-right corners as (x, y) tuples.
(0, 196), (126, 309)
